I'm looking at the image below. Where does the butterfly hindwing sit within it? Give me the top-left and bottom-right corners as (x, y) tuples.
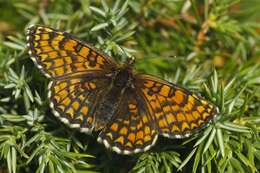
(135, 74), (217, 138)
(98, 90), (158, 154)
(26, 25), (117, 79)
(49, 76), (111, 133)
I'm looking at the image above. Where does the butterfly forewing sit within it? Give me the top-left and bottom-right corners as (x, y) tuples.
(135, 74), (217, 138)
(26, 25), (116, 133)
(26, 25), (117, 79)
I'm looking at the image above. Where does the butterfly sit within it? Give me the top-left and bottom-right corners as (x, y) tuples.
(26, 25), (218, 155)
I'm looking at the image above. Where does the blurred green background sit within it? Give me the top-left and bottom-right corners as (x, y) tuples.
(0, 0), (260, 173)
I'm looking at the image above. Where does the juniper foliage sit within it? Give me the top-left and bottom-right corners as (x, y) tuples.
(0, 0), (260, 173)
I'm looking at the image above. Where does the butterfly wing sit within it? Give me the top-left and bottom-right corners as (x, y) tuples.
(98, 90), (158, 154)
(26, 25), (117, 79)
(49, 76), (111, 133)
(26, 25), (117, 132)
(135, 74), (218, 138)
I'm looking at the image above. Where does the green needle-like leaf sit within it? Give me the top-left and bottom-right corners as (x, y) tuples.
(0, 0), (260, 172)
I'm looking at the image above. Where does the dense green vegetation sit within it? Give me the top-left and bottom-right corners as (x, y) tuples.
(0, 0), (260, 172)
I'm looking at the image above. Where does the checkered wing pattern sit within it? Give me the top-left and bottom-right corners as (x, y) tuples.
(26, 25), (117, 79)
(49, 76), (110, 133)
(136, 74), (217, 138)
(98, 91), (158, 154)
(27, 25), (218, 155)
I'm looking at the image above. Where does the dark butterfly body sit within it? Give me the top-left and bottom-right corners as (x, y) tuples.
(26, 25), (218, 155)
(95, 66), (134, 130)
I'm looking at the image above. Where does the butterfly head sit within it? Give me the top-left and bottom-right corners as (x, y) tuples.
(124, 56), (135, 67)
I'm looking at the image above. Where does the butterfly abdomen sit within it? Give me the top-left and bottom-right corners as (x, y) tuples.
(95, 87), (123, 130)
(94, 69), (132, 130)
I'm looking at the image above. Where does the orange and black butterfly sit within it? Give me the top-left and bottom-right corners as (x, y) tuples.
(26, 25), (218, 155)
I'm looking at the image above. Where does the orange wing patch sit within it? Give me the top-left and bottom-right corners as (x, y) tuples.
(136, 74), (218, 138)
(49, 77), (110, 133)
(98, 92), (158, 154)
(26, 25), (116, 79)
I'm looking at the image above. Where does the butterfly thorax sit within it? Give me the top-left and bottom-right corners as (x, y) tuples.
(113, 67), (133, 87)
(94, 67), (133, 130)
